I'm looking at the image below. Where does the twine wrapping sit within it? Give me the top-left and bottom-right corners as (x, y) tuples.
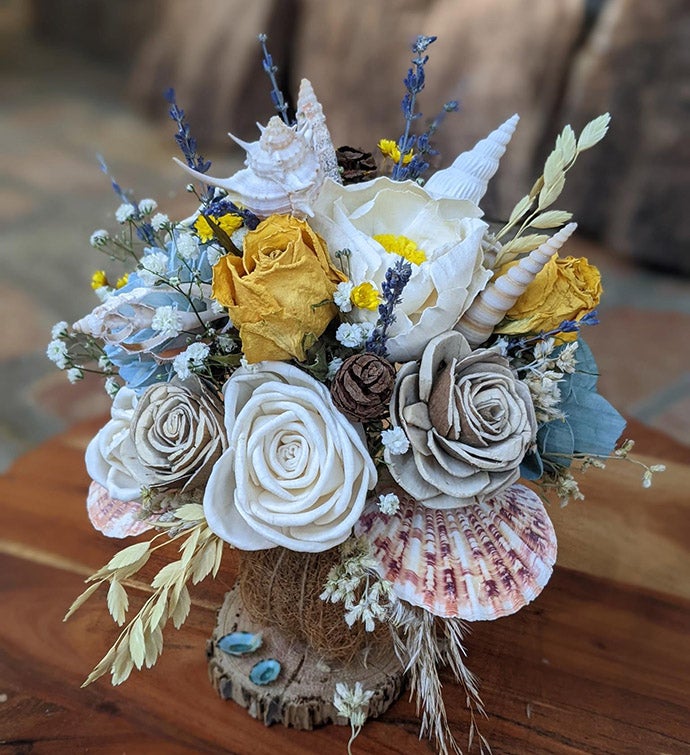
(238, 547), (385, 664)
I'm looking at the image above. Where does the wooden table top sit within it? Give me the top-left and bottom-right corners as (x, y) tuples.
(1, 417), (689, 754)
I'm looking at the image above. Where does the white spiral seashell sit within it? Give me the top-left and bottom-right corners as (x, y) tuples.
(173, 116), (322, 217)
(355, 483), (557, 621)
(455, 222), (578, 346)
(424, 114), (519, 205)
(296, 78), (341, 183)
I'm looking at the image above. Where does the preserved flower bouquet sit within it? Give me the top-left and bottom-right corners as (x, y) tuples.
(47, 34), (663, 754)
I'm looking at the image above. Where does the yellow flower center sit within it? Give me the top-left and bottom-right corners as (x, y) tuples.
(91, 270), (108, 290)
(377, 139), (413, 165)
(373, 234), (426, 265)
(194, 213), (243, 243)
(350, 282), (381, 310)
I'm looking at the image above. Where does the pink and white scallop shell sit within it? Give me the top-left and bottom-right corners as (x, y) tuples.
(355, 483), (557, 621)
(86, 481), (154, 539)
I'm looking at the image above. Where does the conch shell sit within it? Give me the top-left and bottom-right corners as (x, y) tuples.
(424, 114), (519, 205)
(174, 116), (322, 217)
(355, 483), (557, 621)
(455, 222), (578, 346)
(295, 78), (341, 183)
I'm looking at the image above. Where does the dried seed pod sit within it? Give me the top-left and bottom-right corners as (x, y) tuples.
(335, 145), (378, 184)
(330, 353), (396, 422)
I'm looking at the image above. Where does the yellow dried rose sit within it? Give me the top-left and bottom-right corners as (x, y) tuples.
(212, 214), (346, 362)
(494, 255), (602, 338)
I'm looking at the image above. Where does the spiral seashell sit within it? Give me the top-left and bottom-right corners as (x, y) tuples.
(86, 481), (154, 539)
(174, 116), (322, 217)
(296, 78), (341, 183)
(424, 114), (519, 205)
(355, 483), (557, 621)
(455, 222), (578, 346)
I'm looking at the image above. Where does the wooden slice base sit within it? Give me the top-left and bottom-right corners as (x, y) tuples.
(207, 585), (405, 730)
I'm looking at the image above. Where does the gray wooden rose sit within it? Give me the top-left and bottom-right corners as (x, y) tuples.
(130, 377), (227, 492)
(386, 331), (536, 508)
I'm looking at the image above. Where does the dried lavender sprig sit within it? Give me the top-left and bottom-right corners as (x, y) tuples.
(366, 257), (413, 357)
(96, 157), (156, 245)
(503, 310), (600, 355)
(97, 154), (133, 207)
(392, 35), (437, 181)
(258, 34), (290, 125)
(164, 88), (212, 175)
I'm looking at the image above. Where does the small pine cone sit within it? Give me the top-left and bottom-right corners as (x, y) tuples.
(330, 353), (396, 422)
(336, 146), (378, 184)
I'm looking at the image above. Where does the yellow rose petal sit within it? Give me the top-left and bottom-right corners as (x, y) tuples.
(212, 214), (346, 363)
(495, 255), (602, 336)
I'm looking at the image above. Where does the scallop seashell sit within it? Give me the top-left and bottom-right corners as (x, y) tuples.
(249, 658), (281, 685)
(456, 222), (578, 346)
(174, 116), (322, 218)
(217, 631), (262, 656)
(355, 483), (557, 621)
(296, 78), (341, 183)
(86, 481), (154, 539)
(424, 114), (520, 205)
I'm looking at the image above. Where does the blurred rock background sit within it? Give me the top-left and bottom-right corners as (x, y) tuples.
(1, 0), (688, 471)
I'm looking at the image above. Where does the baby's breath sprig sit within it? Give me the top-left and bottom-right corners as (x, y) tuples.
(536, 440), (666, 506)
(65, 504), (224, 687)
(333, 681), (375, 755)
(495, 113), (611, 265)
(321, 538), (394, 632)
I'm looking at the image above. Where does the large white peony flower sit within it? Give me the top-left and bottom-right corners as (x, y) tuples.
(85, 387), (142, 501)
(309, 177), (492, 362)
(204, 362), (378, 552)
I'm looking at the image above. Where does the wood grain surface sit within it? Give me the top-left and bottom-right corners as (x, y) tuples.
(0, 417), (688, 754)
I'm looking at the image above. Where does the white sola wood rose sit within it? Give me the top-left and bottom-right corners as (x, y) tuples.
(386, 331), (537, 508)
(309, 177), (492, 363)
(85, 386), (142, 501)
(204, 362), (378, 552)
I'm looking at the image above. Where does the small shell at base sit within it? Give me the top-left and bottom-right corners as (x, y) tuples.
(218, 631), (263, 656)
(249, 658), (281, 685)
(86, 481), (153, 539)
(355, 483), (557, 621)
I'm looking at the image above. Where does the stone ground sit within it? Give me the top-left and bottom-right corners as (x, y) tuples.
(1, 10), (688, 472)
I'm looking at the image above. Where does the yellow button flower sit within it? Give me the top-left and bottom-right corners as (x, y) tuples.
(194, 213), (243, 243)
(350, 282), (381, 311)
(377, 139), (413, 165)
(373, 234), (426, 265)
(494, 255), (602, 338)
(115, 274), (129, 289)
(212, 215), (346, 363)
(91, 270), (108, 290)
